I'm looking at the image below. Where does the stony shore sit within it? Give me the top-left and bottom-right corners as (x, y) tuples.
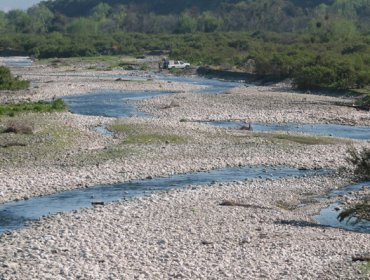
(0, 62), (369, 279)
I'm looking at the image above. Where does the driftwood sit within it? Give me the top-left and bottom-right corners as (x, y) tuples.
(91, 201), (105, 206)
(0, 142), (27, 148)
(162, 100), (180, 109)
(219, 200), (271, 210)
(352, 255), (370, 262)
(240, 123), (253, 131)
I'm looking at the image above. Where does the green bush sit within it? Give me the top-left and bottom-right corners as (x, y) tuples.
(0, 66), (30, 90)
(338, 148), (370, 223)
(293, 65), (335, 89)
(338, 202), (370, 223)
(347, 147), (370, 180)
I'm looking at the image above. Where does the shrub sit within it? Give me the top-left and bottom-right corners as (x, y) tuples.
(338, 148), (370, 223)
(0, 66), (30, 90)
(347, 147), (370, 179)
(338, 202), (370, 223)
(293, 65), (335, 89)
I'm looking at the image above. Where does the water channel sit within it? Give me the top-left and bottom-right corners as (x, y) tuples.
(202, 121), (370, 141)
(0, 166), (328, 234)
(62, 73), (370, 140)
(0, 57), (33, 67)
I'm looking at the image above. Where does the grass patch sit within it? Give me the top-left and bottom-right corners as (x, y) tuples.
(276, 200), (297, 210)
(0, 114), (76, 167)
(271, 133), (343, 145)
(360, 261), (370, 276)
(124, 133), (185, 144)
(111, 123), (136, 134)
(0, 99), (66, 116)
(111, 123), (187, 145)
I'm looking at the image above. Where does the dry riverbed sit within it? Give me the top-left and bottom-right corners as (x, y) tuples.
(0, 62), (369, 279)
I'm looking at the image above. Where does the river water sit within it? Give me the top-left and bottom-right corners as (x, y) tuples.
(0, 57), (33, 67)
(0, 166), (328, 234)
(203, 121), (370, 140)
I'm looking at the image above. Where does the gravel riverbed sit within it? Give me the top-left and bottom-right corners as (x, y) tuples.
(0, 63), (369, 279)
(1, 176), (369, 279)
(137, 85), (370, 126)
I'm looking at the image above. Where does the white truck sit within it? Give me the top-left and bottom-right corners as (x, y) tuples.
(165, 60), (190, 69)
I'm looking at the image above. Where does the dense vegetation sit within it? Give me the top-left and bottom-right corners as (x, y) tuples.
(1, 0), (370, 33)
(0, 0), (370, 93)
(0, 66), (29, 90)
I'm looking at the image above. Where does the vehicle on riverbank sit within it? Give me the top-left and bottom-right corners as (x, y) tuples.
(163, 60), (190, 69)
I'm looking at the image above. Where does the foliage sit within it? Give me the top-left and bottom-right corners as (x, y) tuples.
(0, 99), (67, 116)
(0, 66), (29, 90)
(271, 133), (342, 145)
(1, 0), (370, 34)
(338, 148), (370, 224)
(347, 147), (370, 179)
(338, 202), (370, 223)
(293, 65), (335, 89)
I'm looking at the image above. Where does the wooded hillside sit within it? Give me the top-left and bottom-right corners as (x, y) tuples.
(1, 0), (370, 33)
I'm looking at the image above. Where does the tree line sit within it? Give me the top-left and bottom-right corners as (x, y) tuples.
(1, 0), (370, 34)
(1, 0), (370, 93)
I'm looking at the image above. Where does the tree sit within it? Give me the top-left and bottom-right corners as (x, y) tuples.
(6, 10), (33, 33)
(90, 3), (111, 21)
(176, 12), (197, 33)
(110, 4), (127, 31)
(0, 11), (7, 33)
(27, 4), (54, 33)
(66, 18), (99, 35)
(293, 65), (335, 89)
(197, 12), (223, 32)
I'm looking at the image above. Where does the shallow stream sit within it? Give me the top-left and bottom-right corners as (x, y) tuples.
(0, 166), (327, 234)
(203, 121), (370, 141)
